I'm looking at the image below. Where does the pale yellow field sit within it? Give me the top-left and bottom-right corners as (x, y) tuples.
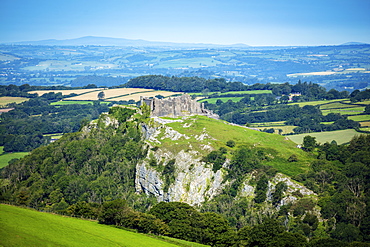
(360, 122), (370, 127)
(112, 91), (183, 101)
(29, 88), (104, 96)
(287, 71), (336, 77)
(66, 88), (156, 101)
(0, 97), (28, 106)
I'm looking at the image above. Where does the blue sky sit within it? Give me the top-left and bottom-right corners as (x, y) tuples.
(1, 0), (369, 46)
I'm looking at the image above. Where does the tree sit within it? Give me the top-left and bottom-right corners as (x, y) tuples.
(303, 135), (316, 152)
(97, 91), (105, 100)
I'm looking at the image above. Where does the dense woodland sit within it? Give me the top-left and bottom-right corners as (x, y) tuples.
(1, 102), (369, 246)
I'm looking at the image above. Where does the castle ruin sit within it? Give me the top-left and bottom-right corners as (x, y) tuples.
(140, 94), (218, 118)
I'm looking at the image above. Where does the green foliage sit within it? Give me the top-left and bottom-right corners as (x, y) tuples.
(303, 135), (317, 152)
(272, 182), (287, 206)
(226, 139), (236, 148)
(108, 106), (136, 123)
(202, 147), (227, 172)
(254, 175), (269, 203)
(149, 202), (235, 245)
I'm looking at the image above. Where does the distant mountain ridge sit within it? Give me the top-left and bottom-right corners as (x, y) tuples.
(5, 36), (250, 48)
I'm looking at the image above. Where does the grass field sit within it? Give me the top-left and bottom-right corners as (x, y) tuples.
(289, 99), (344, 107)
(287, 129), (363, 145)
(348, 115), (370, 122)
(321, 109), (364, 115)
(0, 147), (29, 168)
(0, 204), (207, 247)
(110, 91), (182, 102)
(0, 96), (28, 106)
(320, 102), (360, 110)
(198, 97), (244, 104)
(219, 90), (272, 95)
(64, 88), (182, 102)
(28, 88), (103, 96)
(50, 100), (111, 105)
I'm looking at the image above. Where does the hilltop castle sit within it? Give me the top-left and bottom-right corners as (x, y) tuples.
(140, 94), (218, 118)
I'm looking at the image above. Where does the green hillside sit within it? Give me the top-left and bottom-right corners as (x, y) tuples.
(0, 204), (206, 247)
(156, 115), (313, 176)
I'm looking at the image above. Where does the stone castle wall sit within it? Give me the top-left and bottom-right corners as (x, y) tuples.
(140, 94), (217, 118)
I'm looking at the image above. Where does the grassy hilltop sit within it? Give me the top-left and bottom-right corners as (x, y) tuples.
(153, 115), (313, 176)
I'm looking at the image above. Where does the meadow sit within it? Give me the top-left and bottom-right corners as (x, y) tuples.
(63, 88), (181, 101)
(198, 97), (244, 104)
(28, 88), (103, 96)
(0, 147), (28, 168)
(50, 100), (111, 105)
(0, 204), (208, 247)
(287, 129), (360, 145)
(0, 96), (28, 106)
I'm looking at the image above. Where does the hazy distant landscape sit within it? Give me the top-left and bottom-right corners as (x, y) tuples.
(1, 36), (369, 91)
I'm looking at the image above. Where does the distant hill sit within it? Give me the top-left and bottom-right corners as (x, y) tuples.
(341, 41), (369, 46)
(5, 36), (250, 48)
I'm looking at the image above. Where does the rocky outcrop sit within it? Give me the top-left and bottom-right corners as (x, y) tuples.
(135, 115), (317, 210)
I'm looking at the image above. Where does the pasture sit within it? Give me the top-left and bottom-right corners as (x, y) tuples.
(289, 99), (344, 107)
(63, 88), (182, 102)
(0, 96), (28, 106)
(0, 204), (207, 247)
(50, 100), (111, 105)
(28, 88), (103, 96)
(287, 129), (363, 145)
(198, 97), (244, 104)
(0, 147), (28, 168)
(348, 115), (370, 122)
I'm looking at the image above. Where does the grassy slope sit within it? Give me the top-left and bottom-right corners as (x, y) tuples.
(0, 204), (207, 247)
(159, 116), (313, 176)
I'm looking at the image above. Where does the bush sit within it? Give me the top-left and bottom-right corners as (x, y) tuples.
(226, 140), (236, 148)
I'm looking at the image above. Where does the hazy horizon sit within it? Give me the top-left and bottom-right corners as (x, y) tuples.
(1, 0), (370, 46)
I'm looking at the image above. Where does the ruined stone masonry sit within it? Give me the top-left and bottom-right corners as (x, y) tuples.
(140, 94), (218, 118)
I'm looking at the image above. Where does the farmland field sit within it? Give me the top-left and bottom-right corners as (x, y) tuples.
(110, 90), (182, 101)
(29, 88), (103, 96)
(287, 129), (364, 145)
(0, 204), (207, 247)
(64, 88), (174, 101)
(219, 90), (272, 95)
(198, 97), (244, 104)
(0, 96), (28, 106)
(0, 147), (28, 168)
(360, 122), (370, 127)
(348, 115), (370, 122)
(51, 100), (111, 105)
(320, 102), (360, 110)
(289, 99), (344, 107)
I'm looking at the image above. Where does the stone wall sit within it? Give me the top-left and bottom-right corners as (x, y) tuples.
(140, 94), (218, 118)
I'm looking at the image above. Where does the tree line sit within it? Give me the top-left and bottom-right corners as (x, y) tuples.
(0, 96), (109, 152)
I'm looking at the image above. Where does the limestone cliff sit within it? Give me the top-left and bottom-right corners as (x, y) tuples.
(135, 115), (318, 210)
